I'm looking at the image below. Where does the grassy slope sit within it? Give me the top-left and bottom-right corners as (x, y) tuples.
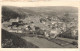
(2, 29), (38, 48)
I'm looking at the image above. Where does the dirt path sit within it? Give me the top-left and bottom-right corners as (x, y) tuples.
(22, 37), (63, 48)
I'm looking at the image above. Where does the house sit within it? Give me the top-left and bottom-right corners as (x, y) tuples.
(9, 17), (19, 22)
(67, 22), (77, 28)
(9, 17), (24, 28)
(51, 21), (66, 32)
(8, 29), (23, 33)
(70, 26), (78, 37)
(9, 17), (19, 26)
(7, 17), (25, 33)
(50, 27), (61, 38)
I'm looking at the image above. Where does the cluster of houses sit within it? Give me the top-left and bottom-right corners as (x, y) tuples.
(2, 17), (25, 33)
(2, 16), (78, 39)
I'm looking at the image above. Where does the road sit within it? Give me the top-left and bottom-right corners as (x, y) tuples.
(22, 36), (77, 48)
(22, 37), (63, 48)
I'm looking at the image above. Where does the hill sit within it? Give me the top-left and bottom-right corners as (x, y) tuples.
(2, 6), (78, 22)
(2, 29), (38, 48)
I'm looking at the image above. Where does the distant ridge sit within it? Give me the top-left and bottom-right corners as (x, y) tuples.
(2, 6), (78, 23)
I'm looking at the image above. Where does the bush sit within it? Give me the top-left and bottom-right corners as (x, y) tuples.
(71, 41), (78, 45)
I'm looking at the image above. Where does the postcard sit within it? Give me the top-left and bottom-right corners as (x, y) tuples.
(0, 1), (80, 51)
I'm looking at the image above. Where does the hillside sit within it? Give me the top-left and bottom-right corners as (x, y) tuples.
(2, 6), (78, 22)
(2, 29), (38, 48)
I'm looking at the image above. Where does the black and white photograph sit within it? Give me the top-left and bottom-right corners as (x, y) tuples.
(1, 6), (78, 48)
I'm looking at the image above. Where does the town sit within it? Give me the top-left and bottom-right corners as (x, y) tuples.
(2, 6), (78, 48)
